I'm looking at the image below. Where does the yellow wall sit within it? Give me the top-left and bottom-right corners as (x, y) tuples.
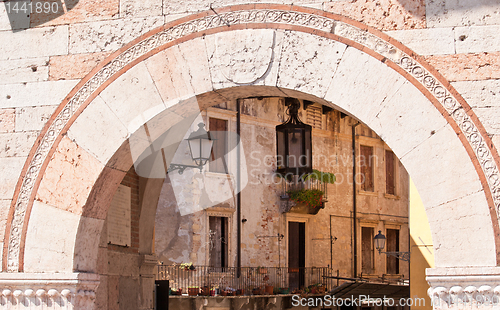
(409, 179), (434, 310)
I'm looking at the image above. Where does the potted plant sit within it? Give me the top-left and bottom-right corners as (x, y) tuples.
(257, 266), (267, 274)
(188, 286), (199, 296)
(200, 286), (210, 296)
(236, 289), (245, 296)
(279, 169), (335, 214)
(287, 189), (324, 214)
(265, 285), (274, 295)
(180, 262), (195, 271)
(252, 287), (261, 295)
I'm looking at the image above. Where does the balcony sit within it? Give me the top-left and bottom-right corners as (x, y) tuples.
(156, 265), (336, 296)
(279, 175), (329, 214)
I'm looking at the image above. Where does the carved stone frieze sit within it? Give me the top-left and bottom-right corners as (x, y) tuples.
(6, 7), (500, 272)
(427, 268), (500, 309)
(0, 273), (99, 309)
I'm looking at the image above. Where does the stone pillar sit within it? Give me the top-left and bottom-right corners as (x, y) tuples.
(427, 267), (500, 309)
(139, 255), (158, 310)
(0, 273), (99, 309)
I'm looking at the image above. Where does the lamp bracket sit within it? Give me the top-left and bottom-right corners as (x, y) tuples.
(167, 163), (203, 174)
(379, 251), (410, 262)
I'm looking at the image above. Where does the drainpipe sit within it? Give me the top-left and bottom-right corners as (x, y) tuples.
(237, 99), (241, 278)
(352, 122), (359, 278)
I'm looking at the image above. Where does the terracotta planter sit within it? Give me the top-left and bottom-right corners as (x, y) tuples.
(236, 289), (245, 296)
(200, 287), (210, 296)
(265, 285), (274, 295)
(252, 288), (261, 295)
(188, 287), (199, 296)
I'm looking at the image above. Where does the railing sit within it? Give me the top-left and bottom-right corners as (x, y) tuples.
(156, 265), (336, 296)
(280, 177), (328, 202)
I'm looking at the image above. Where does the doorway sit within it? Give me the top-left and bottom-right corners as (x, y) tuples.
(288, 221), (306, 289)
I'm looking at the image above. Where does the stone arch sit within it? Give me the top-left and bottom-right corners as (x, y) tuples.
(3, 3), (500, 285)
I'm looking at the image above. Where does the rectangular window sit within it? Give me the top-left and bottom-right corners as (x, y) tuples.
(209, 216), (228, 268)
(361, 227), (374, 274)
(386, 229), (400, 274)
(209, 118), (228, 173)
(385, 150), (396, 195)
(360, 145), (374, 192)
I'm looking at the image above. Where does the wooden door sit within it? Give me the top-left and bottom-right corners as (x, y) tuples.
(288, 222), (305, 289)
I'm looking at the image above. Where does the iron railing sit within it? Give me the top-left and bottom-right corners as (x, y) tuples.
(156, 265), (336, 296)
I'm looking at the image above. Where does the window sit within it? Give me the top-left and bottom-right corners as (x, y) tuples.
(361, 227), (374, 274)
(385, 150), (396, 195)
(386, 229), (400, 274)
(209, 118), (228, 173)
(360, 145), (374, 192)
(209, 216), (228, 268)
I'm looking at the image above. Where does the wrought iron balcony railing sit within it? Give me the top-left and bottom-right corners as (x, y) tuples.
(156, 265), (336, 296)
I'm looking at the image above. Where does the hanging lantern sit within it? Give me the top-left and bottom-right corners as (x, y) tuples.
(276, 98), (313, 176)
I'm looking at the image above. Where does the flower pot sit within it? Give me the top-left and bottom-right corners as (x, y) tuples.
(200, 287), (210, 296)
(265, 285), (274, 295)
(236, 289), (245, 296)
(188, 287), (199, 296)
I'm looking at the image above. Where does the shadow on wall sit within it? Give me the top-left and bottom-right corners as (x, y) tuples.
(410, 235), (433, 310)
(2, 0), (79, 31)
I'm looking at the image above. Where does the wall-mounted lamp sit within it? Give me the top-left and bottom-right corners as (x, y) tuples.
(168, 123), (214, 174)
(374, 230), (410, 262)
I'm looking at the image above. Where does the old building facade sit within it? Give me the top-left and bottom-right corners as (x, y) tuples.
(152, 98), (410, 300)
(1, 0), (500, 309)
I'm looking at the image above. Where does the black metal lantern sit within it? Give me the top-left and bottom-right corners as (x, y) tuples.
(374, 230), (386, 253)
(187, 123), (214, 167)
(276, 98), (312, 176)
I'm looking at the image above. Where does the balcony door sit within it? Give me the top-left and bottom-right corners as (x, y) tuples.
(288, 221), (305, 289)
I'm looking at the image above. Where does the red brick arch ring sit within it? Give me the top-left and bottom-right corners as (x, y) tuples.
(3, 4), (500, 274)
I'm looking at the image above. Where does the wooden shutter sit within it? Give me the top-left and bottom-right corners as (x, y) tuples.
(209, 118), (228, 173)
(385, 150), (396, 195)
(306, 105), (322, 129)
(360, 146), (374, 192)
(361, 227), (374, 274)
(386, 229), (400, 274)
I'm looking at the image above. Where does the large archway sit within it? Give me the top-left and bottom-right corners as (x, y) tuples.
(3, 4), (500, 309)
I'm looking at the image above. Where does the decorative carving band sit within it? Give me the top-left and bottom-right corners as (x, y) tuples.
(7, 6), (500, 271)
(428, 285), (500, 308)
(0, 273), (99, 309)
(427, 268), (500, 309)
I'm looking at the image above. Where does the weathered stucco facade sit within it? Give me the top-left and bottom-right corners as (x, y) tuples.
(154, 98), (410, 278)
(1, 0), (500, 309)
